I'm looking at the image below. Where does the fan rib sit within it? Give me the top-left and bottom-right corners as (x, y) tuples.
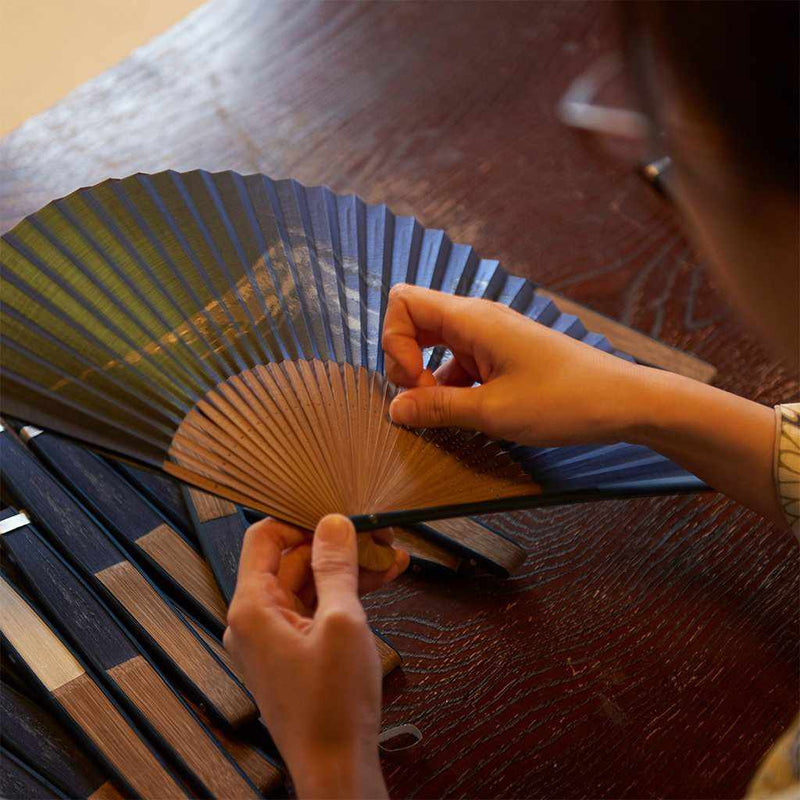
(51, 196), (219, 395)
(111, 178), (245, 378)
(226, 172), (292, 361)
(77, 188), (230, 388)
(322, 361), (359, 511)
(173, 171), (277, 368)
(165, 460), (313, 530)
(291, 184), (340, 363)
(350, 195), (370, 368)
(293, 360), (349, 507)
(1, 300), (188, 424)
(2, 240), (197, 410)
(334, 195), (364, 369)
(242, 176), (308, 360)
(141, 173), (262, 373)
(321, 187), (354, 366)
(3, 368), (172, 455)
(262, 178), (323, 360)
(311, 360), (358, 507)
(256, 364), (344, 511)
(184, 396), (331, 514)
(198, 171), (280, 367)
(209, 382), (328, 507)
(279, 361), (347, 511)
(170, 423), (327, 525)
(1, 170), (704, 537)
(20, 215), (208, 400)
(342, 363), (367, 513)
(0, 338), (180, 436)
(236, 370), (340, 509)
(362, 368), (392, 511)
(355, 366), (374, 511)
(364, 204), (392, 373)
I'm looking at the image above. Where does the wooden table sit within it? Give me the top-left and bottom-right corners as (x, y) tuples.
(1, 2), (796, 798)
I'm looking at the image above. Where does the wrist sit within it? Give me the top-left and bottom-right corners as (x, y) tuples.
(620, 365), (773, 457)
(618, 365), (690, 447)
(289, 742), (386, 800)
(586, 362), (677, 446)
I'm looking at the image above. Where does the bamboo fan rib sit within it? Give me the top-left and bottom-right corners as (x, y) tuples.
(166, 360), (535, 529)
(0, 170), (704, 539)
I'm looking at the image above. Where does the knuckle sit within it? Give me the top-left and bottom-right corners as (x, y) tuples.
(312, 552), (353, 577)
(245, 515), (275, 535)
(321, 607), (367, 635)
(430, 390), (452, 425)
(381, 330), (402, 349)
(226, 599), (261, 636)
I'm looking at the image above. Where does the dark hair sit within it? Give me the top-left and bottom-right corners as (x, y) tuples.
(621, 1), (799, 194)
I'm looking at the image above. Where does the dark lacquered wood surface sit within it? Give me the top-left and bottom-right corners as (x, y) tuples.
(1, 3), (796, 798)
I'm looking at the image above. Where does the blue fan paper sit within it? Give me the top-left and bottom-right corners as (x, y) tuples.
(0, 171), (706, 531)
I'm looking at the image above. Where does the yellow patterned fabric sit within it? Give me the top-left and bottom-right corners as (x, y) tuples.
(774, 403), (800, 536)
(746, 716), (800, 799)
(745, 403), (800, 799)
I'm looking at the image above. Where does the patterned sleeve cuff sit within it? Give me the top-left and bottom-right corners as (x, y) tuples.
(774, 403), (800, 536)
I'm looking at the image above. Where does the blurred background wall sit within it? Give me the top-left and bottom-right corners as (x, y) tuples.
(0, 0), (205, 136)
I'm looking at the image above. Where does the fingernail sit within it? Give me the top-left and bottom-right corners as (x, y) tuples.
(316, 514), (353, 545)
(390, 394), (416, 425)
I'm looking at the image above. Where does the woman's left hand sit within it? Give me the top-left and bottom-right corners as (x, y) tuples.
(223, 515), (408, 799)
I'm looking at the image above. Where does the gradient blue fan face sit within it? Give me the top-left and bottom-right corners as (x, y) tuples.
(0, 170), (705, 528)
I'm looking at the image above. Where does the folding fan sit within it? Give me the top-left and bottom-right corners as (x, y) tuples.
(0, 170), (706, 553)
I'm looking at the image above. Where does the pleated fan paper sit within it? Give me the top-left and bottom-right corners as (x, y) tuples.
(0, 170), (706, 543)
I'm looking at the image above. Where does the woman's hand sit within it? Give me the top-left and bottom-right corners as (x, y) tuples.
(382, 283), (649, 446)
(382, 284), (784, 527)
(223, 515), (408, 799)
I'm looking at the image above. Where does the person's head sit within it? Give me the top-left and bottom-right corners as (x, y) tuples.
(622, 1), (799, 368)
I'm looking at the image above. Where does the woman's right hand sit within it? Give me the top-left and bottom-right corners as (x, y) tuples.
(382, 284), (784, 527)
(381, 284), (652, 447)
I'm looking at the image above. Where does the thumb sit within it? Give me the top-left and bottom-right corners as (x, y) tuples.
(311, 514), (362, 615)
(389, 385), (483, 429)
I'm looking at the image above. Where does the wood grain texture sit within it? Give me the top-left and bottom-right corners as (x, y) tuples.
(0, 3), (797, 798)
(88, 781), (125, 800)
(391, 528), (463, 573)
(3, 522), (243, 794)
(187, 486), (238, 523)
(0, 577), (84, 692)
(5, 527), (257, 796)
(374, 635), (402, 676)
(168, 361), (536, 531)
(108, 458), (196, 535)
(95, 560), (257, 727)
(25, 431), (227, 629)
(54, 673), (186, 800)
(137, 523), (227, 625)
(539, 290), (717, 383)
(1, 683), (119, 800)
(0, 428), (257, 727)
(0, 578), (184, 799)
(422, 518), (527, 574)
(0, 746), (69, 800)
(184, 698), (284, 795)
(184, 487), (246, 602)
(108, 655), (259, 798)
(4, 510), (280, 796)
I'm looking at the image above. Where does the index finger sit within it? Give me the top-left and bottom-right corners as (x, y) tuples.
(381, 285), (473, 387)
(236, 517), (309, 598)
